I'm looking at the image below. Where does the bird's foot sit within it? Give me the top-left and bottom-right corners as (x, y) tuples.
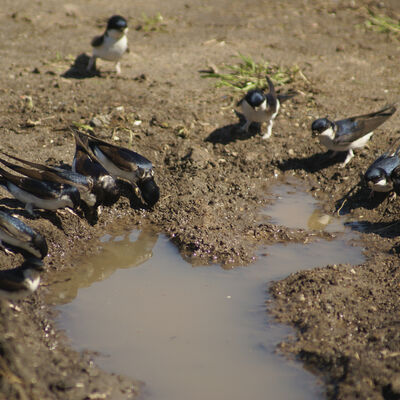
(9, 303), (21, 312)
(0, 241), (14, 256)
(340, 150), (354, 168)
(261, 130), (272, 140)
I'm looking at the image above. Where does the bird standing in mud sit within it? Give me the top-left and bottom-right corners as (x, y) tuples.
(0, 152), (97, 207)
(87, 15), (129, 74)
(0, 162), (81, 217)
(364, 139), (400, 195)
(311, 104), (396, 167)
(73, 131), (160, 207)
(237, 76), (295, 139)
(0, 259), (44, 301)
(0, 210), (47, 259)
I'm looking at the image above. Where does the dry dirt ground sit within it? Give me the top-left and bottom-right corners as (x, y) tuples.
(0, 0), (400, 398)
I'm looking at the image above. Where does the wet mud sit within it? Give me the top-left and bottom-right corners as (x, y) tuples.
(1, 0), (400, 399)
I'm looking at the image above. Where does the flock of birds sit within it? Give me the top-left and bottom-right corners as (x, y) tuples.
(0, 14), (398, 303)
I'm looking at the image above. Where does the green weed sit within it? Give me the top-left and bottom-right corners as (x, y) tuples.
(365, 9), (400, 35)
(200, 54), (298, 92)
(139, 13), (167, 33)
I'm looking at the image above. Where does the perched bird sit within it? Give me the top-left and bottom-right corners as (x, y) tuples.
(364, 139), (400, 194)
(0, 258), (44, 301)
(87, 15), (129, 74)
(0, 210), (47, 259)
(0, 163), (81, 216)
(72, 131), (120, 205)
(0, 153), (96, 207)
(237, 76), (295, 139)
(311, 104), (397, 167)
(74, 131), (160, 207)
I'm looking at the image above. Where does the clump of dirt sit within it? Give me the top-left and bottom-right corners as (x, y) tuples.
(1, 0), (400, 398)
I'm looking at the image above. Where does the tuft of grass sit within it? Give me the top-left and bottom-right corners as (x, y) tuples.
(138, 13), (167, 33)
(200, 54), (298, 92)
(72, 122), (94, 133)
(364, 9), (400, 34)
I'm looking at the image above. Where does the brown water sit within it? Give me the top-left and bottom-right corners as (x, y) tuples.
(262, 179), (345, 232)
(54, 183), (364, 400)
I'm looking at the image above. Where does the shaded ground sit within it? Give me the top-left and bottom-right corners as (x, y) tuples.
(0, 0), (400, 398)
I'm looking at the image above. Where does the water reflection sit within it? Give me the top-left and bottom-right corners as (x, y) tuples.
(46, 230), (158, 305)
(263, 181), (344, 232)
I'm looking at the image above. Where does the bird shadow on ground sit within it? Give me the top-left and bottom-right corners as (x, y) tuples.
(205, 112), (260, 144)
(335, 183), (390, 215)
(62, 53), (100, 79)
(277, 151), (349, 173)
(345, 219), (400, 239)
(334, 183), (400, 239)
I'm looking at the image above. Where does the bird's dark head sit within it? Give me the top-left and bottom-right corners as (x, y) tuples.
(311, 118), (332, 136)
(364, 166), (386, 185)
(107, 15), (128, 32)
(138, 178), (160, 208)
(21, 258), (45, 271)
(244, 90), (265, 108)
(32, 232), (48, 259)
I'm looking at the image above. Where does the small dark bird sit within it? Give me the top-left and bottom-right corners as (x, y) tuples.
(87, 15), (129, 74)
(0, 152), (96, 207)
(0, 258), (44, 301)
(0, 210), (47, 259)
(74, 131), (160, 207)
(311, 104), (397, 167)
(72, 131), (120, 205)
(237, 76), (295, 139)
(0, 163), (81, 216)
(364, 139), (400, 194)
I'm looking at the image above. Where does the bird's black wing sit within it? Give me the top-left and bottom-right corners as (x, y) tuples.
(334, 104), (396, 145)
(78, 131), (153, 174)
(91, 35), (104, 47)
(265, 76), (277, 110)
(0, 212), (33, 243)
(0, 164), (67, 200)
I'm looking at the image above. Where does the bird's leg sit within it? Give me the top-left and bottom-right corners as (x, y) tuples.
(87, 56), (97, 72)
(115, 61), (121, 75)
(389, 191), (397, 201)
(241, 120), (251, 132)
(368, 189), (375, 200)
(25, 203), (38, 218)
(57, 208), (79, 217)
(262, 119), (274, 140)
(341, 149), (354, 167)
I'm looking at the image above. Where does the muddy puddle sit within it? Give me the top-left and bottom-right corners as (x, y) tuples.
(51, 181), (364, 400)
